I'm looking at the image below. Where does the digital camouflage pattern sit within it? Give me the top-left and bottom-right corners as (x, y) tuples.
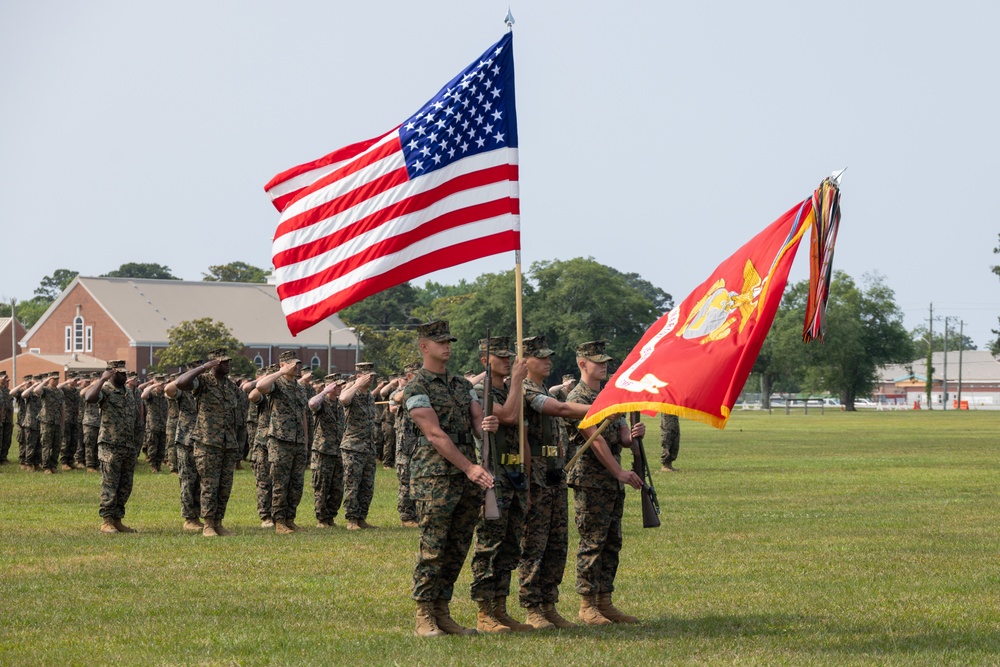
(403, 368), (476, 478)
(411, 474), (482, 602)
(380, 404), (396, 466)
(190, 373), (241, 451)
(340, 388), (375, 454)
(311, 396), (344, 455)
(311, 450), (343, 523)
(251, 394), (273, 520)
(565, 380), (628, 597)
(565, 381), (626, 492)
(174, 389), (202, 520)
(0, 385), (11, 462)
(341, 449), (376, 521)
(518, 481), (569, 607)
(194, 446), (239, 520)
(470, 478), (528, 601)
(267, 434), (306, 523)
(61, 384), (80, 467)
(98, 383), (138, 448)
(394, 399), (417, 522)
(660, 412), (680, 467)
(266, 376), (308, 445)
(98, 442), (136, 520)
(522, 378), (567, 488)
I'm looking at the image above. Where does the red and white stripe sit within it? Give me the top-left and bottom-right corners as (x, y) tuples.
(268, 131), (519, 335)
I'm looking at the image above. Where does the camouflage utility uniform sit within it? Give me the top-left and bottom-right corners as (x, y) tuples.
(394, 398), (418, 524)
(37, 383), (65, 472)
(60, 382), (80, 467)
(340, 384), (377, 524)
(175, 388), (201, 521)
(164, 392), (179, 473)
(0, 384), (12, 463)
(97, 381), (139, 520)
(311, 392), (345, 524)
(660, 413), (680, 469)
(266, 376), (309, 524)
(565, 381), (629, 598)
(82, 390), (101, 469)
(404, 367), (481, 603)
(470, 378), (528, 604)
(251, 393), (273, 522)
(191, 373), (242, 523)
(143, 390), (168, 470)
(518, 377), (570, 610)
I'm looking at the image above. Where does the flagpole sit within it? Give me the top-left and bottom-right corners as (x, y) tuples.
(515, 250), (526, 481)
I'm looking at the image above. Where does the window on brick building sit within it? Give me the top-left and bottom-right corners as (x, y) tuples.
(65, 326), (72, 352)
(253, 355), (264, 369)
(73, 316), (84, 352)
(310, 354), (321, 370)
(85, 326), (93, 352)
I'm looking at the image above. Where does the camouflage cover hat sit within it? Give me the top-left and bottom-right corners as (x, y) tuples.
(265, 363), (281, 373)
(323, 373), (339, 383)
(208, 348), (232, 362)
(576, 340), (613, 363)
(478, 336), (514, 358)
(22, 374), (33, 381)
(522, 335), (555, 358)
(127, 371), (138, 378)
(355, 362), (374, 371)
(153, 374), (167, 382)
(278, 350), (301, 364)
(562, 374), (576, 383)
(186, 359), (204, 370)
(48, 371), (61, 379)
(107, 360), (128, 374)
(404, 361), (421, 373)
(416, 320), (457, 343)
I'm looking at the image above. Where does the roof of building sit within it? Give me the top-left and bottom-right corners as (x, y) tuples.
(879, 350), (1000, 384)
(19, 353), (108, 371)
(24, 277), (362, 348)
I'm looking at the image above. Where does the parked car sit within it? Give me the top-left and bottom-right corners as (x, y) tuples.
(854, 398), (877, 408)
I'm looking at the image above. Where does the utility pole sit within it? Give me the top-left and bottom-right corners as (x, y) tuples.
(957, 320), (964, 409)
(10, 298), (16, 386)
(942, 318), (949, 410)
(925, 303), (934, 409)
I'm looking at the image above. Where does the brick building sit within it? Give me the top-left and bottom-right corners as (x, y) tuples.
(1, 277), (362, 379)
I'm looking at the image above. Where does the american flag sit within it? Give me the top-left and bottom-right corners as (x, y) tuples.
(265, 33), (520, 335)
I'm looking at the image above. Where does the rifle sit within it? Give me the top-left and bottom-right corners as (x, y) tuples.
(630, 412), (661, 528)
(481, 327), (500, 520)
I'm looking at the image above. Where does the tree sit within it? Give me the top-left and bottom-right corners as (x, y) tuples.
(351, 325), (421, 374)
(34, 269), (79, 301)
(102, 263), (180, 280)
(338, 283), (422, 329)
(202, 261), (268, 283)
(769, 271), (913, 410)
(7, 298), (50, 330)
(153, 318), (255, 376)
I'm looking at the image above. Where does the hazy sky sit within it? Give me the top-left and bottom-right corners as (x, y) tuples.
(2, 2), (998, 348)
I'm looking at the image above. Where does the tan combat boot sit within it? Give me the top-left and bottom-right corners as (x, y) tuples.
(287, 519), (301, 531)
(597, 592), (639, 624)
(414, 601), (446, 638)
(401, 519), (419, 528)
(524, 606), (556, 630)
(182, 518), (203, 531)
(202, 521), (219, 537)
(113, 518), (136, 533)
(542, 602), (577, 629)
(578, 594), (612, 626)
(492, 596), (534, 632)
(476, 599), (512, 634)
(432, 599), (477, 635)
(316, 520), (333, 528)
(261, 518), (275, 529)
(275, 520), (294, 535)
(214, 520), (231, 536)
(345, 520), (362, 531)
(100, 518), (118, 534)
(358, 519), (378, 529)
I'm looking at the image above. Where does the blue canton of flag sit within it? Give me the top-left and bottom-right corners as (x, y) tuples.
(399, 32), (518, 179)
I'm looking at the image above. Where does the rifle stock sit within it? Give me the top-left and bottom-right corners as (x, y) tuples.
(482, 327), (500, 520)
(630, 412), (661, 529)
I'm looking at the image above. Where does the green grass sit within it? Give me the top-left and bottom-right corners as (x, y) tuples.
(2, 410), (998, 666)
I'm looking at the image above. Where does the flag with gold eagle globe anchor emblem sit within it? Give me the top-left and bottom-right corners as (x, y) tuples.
(579, 178), (841, 430)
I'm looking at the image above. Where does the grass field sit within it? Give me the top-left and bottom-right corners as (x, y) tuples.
(1, 410), (998, 666)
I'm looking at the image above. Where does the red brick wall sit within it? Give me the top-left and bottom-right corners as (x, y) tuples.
(0, 320), (26, 362)
(23, 284), (130, 361)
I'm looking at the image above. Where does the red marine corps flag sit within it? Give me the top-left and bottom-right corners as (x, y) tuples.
(579, 176), (842, 430)
(265, 32), (520, 335)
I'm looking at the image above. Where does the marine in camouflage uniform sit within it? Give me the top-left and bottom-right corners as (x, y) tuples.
(379, 386), (397, 468)
(81, 375), (102, 471)
(565, 340), (644, 625)
(247, 365), (276, 527)
(0, 371), (12, 464)
(252, 351), (309, 534)
(516, 335), (591, 629)
(142, 375), (169, 472)
(164, 375), (180, 474)
(548, 374), (576, 403)
(339, 362), (378, 530)
(309, 374), (345, 527)
(12, 375), (39, 469)
(35, 372), (66, 473)
(469, 336), (532, 633)
(659, 413), (681, 471)
(392, 362), (422, 527)
(59, 373), (81, 469)
(165, 361), (203, 530)
(404, 320), (498, 638)
(176, 349), (242, 537)
(85, 360), (140, 534)
(73, 375), (90, 469)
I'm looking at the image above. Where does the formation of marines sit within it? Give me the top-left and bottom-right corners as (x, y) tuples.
(0, 319), (655, 634)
